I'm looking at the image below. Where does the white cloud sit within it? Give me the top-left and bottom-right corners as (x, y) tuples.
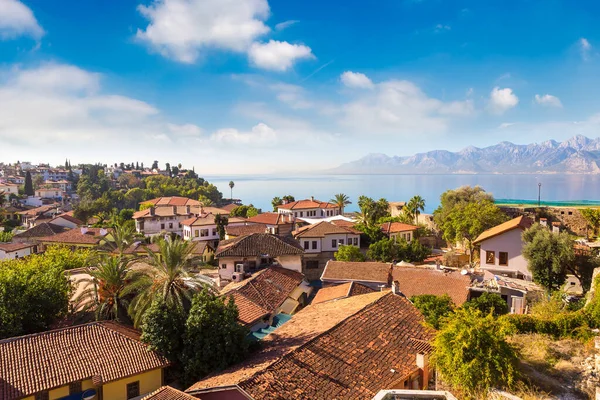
(167, 123), (203, 137)
(434, 24), (451, 33)
(340, 71), (374, 89)
(534, 94), (562, 108)
(0, 0), (44, 40)
(248, 40), (314, 71)
(580, 38), (591, 60)
(211, 122), (276, 144)
(340, 79), (474, 135)
(270, 83), (312, 109)
(275, 20), (298, 31)
(488, 87), (519, 114)
(498, 122), (517, 129)
(136, 0), (270, 63)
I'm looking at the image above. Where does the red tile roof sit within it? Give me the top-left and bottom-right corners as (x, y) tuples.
(142, 386), (197, 400)
(221, 267), (305, 326)
(188, 292), (434, 399)
(277, 199), (339, 211)
(312, 282), (375, 305)
(380, 222), (418, 235)
(293, 221), (359, 238)
(226, 224), (268, 237)
(0, 321), (169, 400)
(216, 233), (303, 258)
(181, 214), (246, 227)
(141, 196), (201, 207)
(473, 216), (532, 244)
(37, 227), (109, 245)
(50, 214), (83, 226)
(321, 261), (393, 284)
(391, 267), (472, 306)
(12, 222), (66, 240)
(0, 242), (36, 252)
(246, 213), (292, 226)
(123, 241), (212, 256)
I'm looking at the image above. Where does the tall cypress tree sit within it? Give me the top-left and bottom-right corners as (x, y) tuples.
(24, 172), (34, 196)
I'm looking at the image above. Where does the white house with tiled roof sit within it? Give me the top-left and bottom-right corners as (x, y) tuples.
(181, 213), (248, 247)
(276, 196), (341, 218)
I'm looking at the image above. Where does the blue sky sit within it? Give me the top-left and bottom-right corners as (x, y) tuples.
(1, 0), (600, 173)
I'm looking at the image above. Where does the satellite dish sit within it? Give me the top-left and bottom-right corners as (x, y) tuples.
(460, 269), (469, 275)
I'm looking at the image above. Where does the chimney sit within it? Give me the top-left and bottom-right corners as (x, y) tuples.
(310, 196), (314, 202)
(149, 206), (155, 216)
(416, 353), (429, 389)
(552, 222), (560, 234)
(391, 280), (401, 295)
(80, 227), (88, 235)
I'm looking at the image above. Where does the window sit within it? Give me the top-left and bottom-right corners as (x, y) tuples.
(300, 211), (303, 217)
(485, 251), (495, 265)
(195, 230), (199, 237)
(221, 264), (227, 269)
(34, 392), (49, 400)
(353, 237), (358, 246)
(306, 260), (319, 269)
(338, 239), (344, 245)
(126, 381), (140, 399)
(69, 381), (82, 395)
(304, 241), (310, 250)
(312, 241), (318, 249)
(169, 222), (173, 229)
(160, 223), (165, 230)
(331, 239), (337, 248)
(499, 252), (508, 266)
(212, 228), (217, 236)
(200, 229), (209, 237)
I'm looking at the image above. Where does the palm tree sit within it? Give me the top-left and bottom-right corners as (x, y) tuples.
(229, 180), (235, 201)
(407, 195), (426, 225)
(128, 236), (216, 327)
(331, 193), (351, 214)
(100, 223), (138, 255)
(76, 255), (145, 322)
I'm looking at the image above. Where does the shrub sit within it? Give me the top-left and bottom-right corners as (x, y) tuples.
(411, 294), (454, 329)
(462, 292), (508, 316)
(500, 311), (592, 341)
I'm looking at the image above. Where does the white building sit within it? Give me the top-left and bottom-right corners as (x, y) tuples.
(35, 188), (64, 199)
(276, 197), (341, 219)
(182, 214), (248, 247)
(0, 242), (37, 260)
(380, 222), (418, 243)
(0, 183), (19, 201)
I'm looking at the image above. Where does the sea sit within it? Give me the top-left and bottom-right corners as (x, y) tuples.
(205, 174), (600, 214)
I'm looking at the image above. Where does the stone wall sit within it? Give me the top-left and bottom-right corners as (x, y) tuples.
(499, 206), (591, 237)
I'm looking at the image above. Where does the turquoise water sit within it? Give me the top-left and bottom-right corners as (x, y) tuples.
(205, 174), (600, 214)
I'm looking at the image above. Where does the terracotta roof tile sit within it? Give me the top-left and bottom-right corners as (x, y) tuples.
(50, 214), (83, 226)
(277, 199), (338, 211)
(141, 196), (201, 207)
(246, 213), (292, 226)
(312, 282), (375, 305)
(12, 223), (66, 239)
(0, 242), (36, 252)
(37, 227), (109, 245)
(321, 261), (393, 284)
(226, 224), (268, 237)
(293, 221), (359, 238)
(473, 216), (532, 244)
(0, 322), (169, 400)
(142, 386), (197, 400)
(380, 222), (418, 234)
(391, 267), (472, 306)
(215, 233), (303, 258)
(221, 267), (305, 325)
(188, 292), (434, 400)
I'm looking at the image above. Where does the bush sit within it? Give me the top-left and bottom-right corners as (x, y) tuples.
(411, 294), (454, 329)
(500, 311), (592, 340)
(335, 245), (365, 262)
(462, 292), (508, 316)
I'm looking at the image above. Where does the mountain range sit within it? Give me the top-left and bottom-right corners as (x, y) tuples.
(329, 135), (600, 174)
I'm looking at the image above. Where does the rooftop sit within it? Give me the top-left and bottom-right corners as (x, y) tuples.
(0, 242), (36, 252)
(245, 212), (293, 226)
(321, 260), (393, 284)
(277, 198), (338, 211)
(293, 221), (359, 238)
(11, 222), (66, 239)
(140, 196), (201, 207)
(215, 233), (303, 258)
(380, 222), (418, 235)
(0, 321), (168, 400)
(391, 266), (472, 306)
(312, 281), (375, 305)
(226, 224), (269, 237)
(473, 216), (533, 244)
(37, 227), (110, 245)
(142, 386), (197, 400)
(188, 292), (434, 399)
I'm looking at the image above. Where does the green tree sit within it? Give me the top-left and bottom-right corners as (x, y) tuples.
(229, 205), (259, 218)
(24, 171), (34, 196)
(282, 195), (295, 203)
(229, 180), (235, 201)
(434, 185), (493, 226)
(181, 290), (249, 382)
(411, 294), (455, 329)
(462, 292), (508, 316)
(214, 214), (229, 240)
(522, 223), (573, 292)
(141, 297), (187, 363)
(271, 196), (282, 211)
(406, 195), (426, 224)
(76, 255), (144, 322)
(581, 208), (600, 239)
(152, 160), (159, 170)
(100, 223), (138, 255)
(432, 308), (519, 399)
(367, 237), (430, 263)
(0, 258), (70, 338)
(334, 245), (365, 262)
(129, 237), (215, 327)
(32, 175), (45, 190)
(330, 193), (351, 214)
(437, 195), (507, 266)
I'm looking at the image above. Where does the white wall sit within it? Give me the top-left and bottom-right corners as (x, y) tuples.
(51, 217), (78, 229)
(0, 247), (33, 260)
(218, 255), (303, 280)
(278, 207), (341, 218)
(136, 216), (185, 236)
(390, 231), (413, 242)
(479, 228), (530, 279)
(299, 233), (359, 253)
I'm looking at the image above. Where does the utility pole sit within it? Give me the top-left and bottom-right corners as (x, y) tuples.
(538, 183), (542, 207)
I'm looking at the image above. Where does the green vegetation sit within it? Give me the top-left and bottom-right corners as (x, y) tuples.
(463, 292), (508, 316)
(330, 193), (351, 214)
(141, 297), (187, 363)
(410, 294), (454, 329)
(0, 231), (13, 242)
(334, 244), (366, 262)
(0, 256), (71, 339)
(580, 208), (600, 238)
(271, 195), (295, 211)
(214, 214), (228, 240)
(366, 237), (430, 263)
(24, 171), (34, 196)
(405, 195), (425, 225)
(229, 205), (259, 218)
(432, 308), (519, 399)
